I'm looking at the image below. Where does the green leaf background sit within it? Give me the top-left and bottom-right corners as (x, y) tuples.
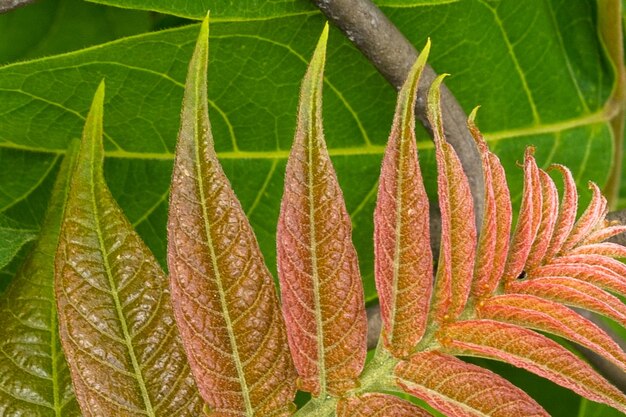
(0, 0), (622, 415)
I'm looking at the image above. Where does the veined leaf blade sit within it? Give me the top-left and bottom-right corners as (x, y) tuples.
(507, 277), (626, 327)
(55, 82), (203, 416)
(337, 393), (433, 417)
(395, 351), (548, 417)
(374, 43), (433, 358)
(0, 143), (80, 416)
(525, 169), (559, 270)
(479, 294), (626, 373)
(441, 319), (626, 413)
(545, 164), (578, 260)
(277, 25), (367, 396)
(167, 17), (297, 416)
(428, 76), (476, 322)
(503, 148), (541, 281)
(468, 111), (511, 297)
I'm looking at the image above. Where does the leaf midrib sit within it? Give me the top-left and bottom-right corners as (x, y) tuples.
(191, 56), (254, 415)
(88, 123), (155, 416)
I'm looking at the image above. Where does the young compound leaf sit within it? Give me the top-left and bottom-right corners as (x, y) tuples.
(440, 319), (626, 413)
(55, 82), (203, 416)
(167, 16), (297, 416)
(467, 111), (511, 297)
(277, 25), (367, 396)
(0, 143), (80, 416)
(374, 42), (433, 358)
(336, 393), (433, 417)
(395, 351), (548, 417)
(428, 76), (476, 323)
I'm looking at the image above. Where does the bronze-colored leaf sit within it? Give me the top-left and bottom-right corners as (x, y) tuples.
(396, 351), (548, 417)
(167, 16), (296, 416)
(337, 393), (432, 417)
(55, 82), (203, 416)
(441, 319), (626, 413)
(428, 76), (476, 322)
(374, 42), (432, 358)
(277, 24), (367, 396)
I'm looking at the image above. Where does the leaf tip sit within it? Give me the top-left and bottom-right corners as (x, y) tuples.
(427, 74), (449, 141)
(468, 105), (480, 124)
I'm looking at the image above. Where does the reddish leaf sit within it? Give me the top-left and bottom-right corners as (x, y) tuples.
(277, 25), (367, 396)
(468, 110), (511, 297)
(441, 320), (626, 413)
(582, 224), (626, 244)
(374, 43), (433, 357)
(544, 164), (578, 260)
(569, 242), (626, 257)
(478, 294), (626, 372)
(507, 277), (626, 327)
(56, 83), (203, 416)
(530, 263), (626, 297)
(525, 169), (559, 270)
(553, 253), (626, 278)
(395, 351), (548, 417)
(337, 393), (432, 417)
(167, 18), (296, 415)
(428, 76), (476, 322)
(561, 182), (605, 253)
(502, 148), (542, 281)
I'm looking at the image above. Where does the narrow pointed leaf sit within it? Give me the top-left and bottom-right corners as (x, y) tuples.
(525, 170), (559, 270)
(374, 43), (433, 358)
(336, 393), (433, 417)
(553, 253), (626, 279)
(468, 111), (511, 297)
(277, 25), (367, 396)
(55, 83), (203, 416)
(503, 148), (542, 281)
(441, 320), (626, 413)
(530, 263), (626, 297)
(507, 277), (626, 326)
(0, 144), (80, 416)
(582, 224), (626, 245)
(167, 17), (296, 416)
(395, 351), (548, 417)
(428, 76), (476, 322)
(569, 242), (626, 257)
(545, 164), (578, 260)
(561, 182), (605, 253)
(478, 294), (626, 372)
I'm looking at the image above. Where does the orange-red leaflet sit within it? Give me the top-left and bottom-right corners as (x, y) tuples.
(167, 16), (296, 416)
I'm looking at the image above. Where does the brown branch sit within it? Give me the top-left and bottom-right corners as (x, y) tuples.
(0, 0), (36, 14)
(313, 0), (626, 396)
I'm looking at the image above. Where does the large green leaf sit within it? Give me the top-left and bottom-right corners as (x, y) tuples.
(0, 0), (151, 64)
(86, 0), (316, 20)
(0, 1), (616, 306)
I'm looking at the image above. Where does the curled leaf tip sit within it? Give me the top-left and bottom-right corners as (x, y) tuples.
(468, 105), (480, 124)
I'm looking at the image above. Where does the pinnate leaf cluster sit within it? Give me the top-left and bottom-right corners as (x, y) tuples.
(2, 14), (626, 417)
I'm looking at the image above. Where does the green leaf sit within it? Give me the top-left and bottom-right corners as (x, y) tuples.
(85, 0), (316, 20)
(0, 1), (616, 305)
(167, 16), (297, 416)
(0, 0), (151, 64)
(54, 82), (203, 416)
(0, 215), (36, 271)
(0, 142), (80, 416)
